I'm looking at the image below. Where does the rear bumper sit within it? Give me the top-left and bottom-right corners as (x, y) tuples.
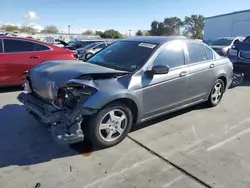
(18, 92), (95, 144)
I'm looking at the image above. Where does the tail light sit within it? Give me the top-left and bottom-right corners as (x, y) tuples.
(72, 53), (78, 59)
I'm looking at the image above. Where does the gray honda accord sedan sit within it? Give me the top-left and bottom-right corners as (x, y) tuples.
(18, 36), (233, 148)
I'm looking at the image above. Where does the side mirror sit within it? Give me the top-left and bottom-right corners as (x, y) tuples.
(151, 65), (170, 74)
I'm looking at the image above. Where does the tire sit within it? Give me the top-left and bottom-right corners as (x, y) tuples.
(84, 102), (133, 148)
(85, 53), (93, 61)
(206, 79), (225, 107)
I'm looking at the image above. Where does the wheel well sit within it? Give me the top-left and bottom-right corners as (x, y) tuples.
(218, 76), (227, 91)
(104, 98), (138, 123)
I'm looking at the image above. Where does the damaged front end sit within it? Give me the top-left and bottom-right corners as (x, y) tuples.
(18, 78), (97, 144)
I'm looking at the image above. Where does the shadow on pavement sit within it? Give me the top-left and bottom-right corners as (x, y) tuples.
(0, 86), (23, 93)
(0, 104), (99, 168)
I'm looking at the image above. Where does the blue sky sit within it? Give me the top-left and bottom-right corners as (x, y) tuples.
(1, 0), (250, 34)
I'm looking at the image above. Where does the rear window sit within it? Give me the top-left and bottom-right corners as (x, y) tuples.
(0, 39), (3, 53)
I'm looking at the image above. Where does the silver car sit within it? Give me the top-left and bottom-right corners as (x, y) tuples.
(77, 42), (109, 60)
(18, 36), (233, 148)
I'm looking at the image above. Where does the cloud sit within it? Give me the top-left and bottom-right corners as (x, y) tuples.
(24, 11), (38, 20)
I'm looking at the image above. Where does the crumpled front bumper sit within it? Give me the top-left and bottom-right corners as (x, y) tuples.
(18, 92), (96, 144)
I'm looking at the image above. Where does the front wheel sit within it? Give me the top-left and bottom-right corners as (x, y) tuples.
(84, 102), (133, 148)
(85, 53), (93, 61)
(206, 79), (225, 107)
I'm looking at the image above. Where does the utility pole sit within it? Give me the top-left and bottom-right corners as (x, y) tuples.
(68, 25), (71, 39)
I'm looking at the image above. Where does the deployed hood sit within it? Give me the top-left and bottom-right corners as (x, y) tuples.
(28, 60), (128, 100)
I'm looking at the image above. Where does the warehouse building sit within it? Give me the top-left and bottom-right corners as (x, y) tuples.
(204, 9), (250, 40)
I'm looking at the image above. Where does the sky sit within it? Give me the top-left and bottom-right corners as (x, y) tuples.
(1, 0), (250, 34)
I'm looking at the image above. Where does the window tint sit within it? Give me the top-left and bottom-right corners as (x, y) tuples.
(4, 39), (35, 53)
(35, 43), (50, 51)
(187, 43), (208, 64)
(205, 46), (214, 60)
(0, 39), (3, 53)
(153, 42), (185, 68)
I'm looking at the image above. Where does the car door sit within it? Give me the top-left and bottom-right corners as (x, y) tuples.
(141, 41), (190, 119)
(0, 38), (37, 86)
(31, 42), (53, 65)
(186, 42), (215, 101)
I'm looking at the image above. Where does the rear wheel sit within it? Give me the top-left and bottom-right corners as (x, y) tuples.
(207, 79), (225, 107)
(84, 102), (133, 148)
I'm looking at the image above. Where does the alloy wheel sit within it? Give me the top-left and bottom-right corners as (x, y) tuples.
(99, 109), (128, 142)
(211, 82), (223, 104)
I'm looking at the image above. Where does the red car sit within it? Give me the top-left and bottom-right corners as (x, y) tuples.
(0, 36), (77, 87)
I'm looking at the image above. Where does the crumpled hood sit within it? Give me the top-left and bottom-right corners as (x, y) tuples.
(29, 60), (127, 100)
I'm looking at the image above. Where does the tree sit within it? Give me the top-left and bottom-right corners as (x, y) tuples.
(100, 29), (122, 39)
(19, 26), (36, 33)
(1, 25), (19, 32)
(163, 17), (182, 35)
(150, 17), (182, 36)
(183, 15), (204, 39)
(145, 31), (150, 36)
(82, 30), (95, 35)
(95, 30), (103, 36)
(41, 25), (59, 33)
(136, 30), (143, 36)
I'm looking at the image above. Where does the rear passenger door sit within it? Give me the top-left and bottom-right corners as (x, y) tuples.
(186, 42), (215, 101)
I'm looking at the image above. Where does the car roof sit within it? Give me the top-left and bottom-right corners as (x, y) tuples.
(0, 36), (55, 46)
(122, 36), (187, 45)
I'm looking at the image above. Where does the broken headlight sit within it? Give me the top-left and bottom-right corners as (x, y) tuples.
(57, 83), (97, 109)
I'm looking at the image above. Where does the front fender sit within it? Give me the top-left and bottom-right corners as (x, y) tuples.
(83, 91), (142, 119)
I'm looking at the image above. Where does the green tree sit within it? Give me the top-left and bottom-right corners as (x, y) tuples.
(41, 25), (59, 33)
(163, 17), (183, 35)
(136, 30), (143, 36)
(20, 26), (36, 33)
(1, 25), (19, 31)
(95, 30), (103, 36)
(150, 17), (182, 36)
(101, 29), (122, 39)
(82, 30), (94, 35)
(145, 31), (151, 36)
(183, 15), (204, 39)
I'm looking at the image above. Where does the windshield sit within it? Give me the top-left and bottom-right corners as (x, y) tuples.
(66, 41), (79, 47)
(210, 38), (234, 46)
(87, 41), (158, 72)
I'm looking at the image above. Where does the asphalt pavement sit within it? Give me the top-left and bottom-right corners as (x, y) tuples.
(1, 78), (250, 188)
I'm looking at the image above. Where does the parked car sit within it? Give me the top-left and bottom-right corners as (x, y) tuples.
(18, 36), (233, 148)
(63, 40), (106, 50)
(228, 36), (250, 74)
(209, 36), (245, 56)
(0, 36), (78, 87)
(77, 42), (110, 60)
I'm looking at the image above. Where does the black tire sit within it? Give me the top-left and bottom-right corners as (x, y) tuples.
(84, 102), (133, 148)
(206, 79), (225, 107)
(85, 53), (93, 61)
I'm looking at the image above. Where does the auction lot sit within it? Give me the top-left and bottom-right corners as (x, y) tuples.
(0, 78), (250, 188)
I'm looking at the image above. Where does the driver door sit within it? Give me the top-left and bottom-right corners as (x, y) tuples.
(141, 41), (190, 119)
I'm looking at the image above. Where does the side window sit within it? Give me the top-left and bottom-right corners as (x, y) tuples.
(153, 42), (185, 68)
(0, 39), (3, 53)
(205, 46), (214, 60)
(187, 43), (208, 64)
(96, 43), (106, 49)
(35, 43), (50, 51)
(4, 39), (35, 53)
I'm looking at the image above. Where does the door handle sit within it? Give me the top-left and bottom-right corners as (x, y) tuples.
(180, 71), (188, 77)
(210, 63), (215, 68)
(30, 56), (40, 59)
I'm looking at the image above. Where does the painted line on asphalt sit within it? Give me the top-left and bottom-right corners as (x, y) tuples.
(127, 135), (212, 188)
(207, 127), (250, 151)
